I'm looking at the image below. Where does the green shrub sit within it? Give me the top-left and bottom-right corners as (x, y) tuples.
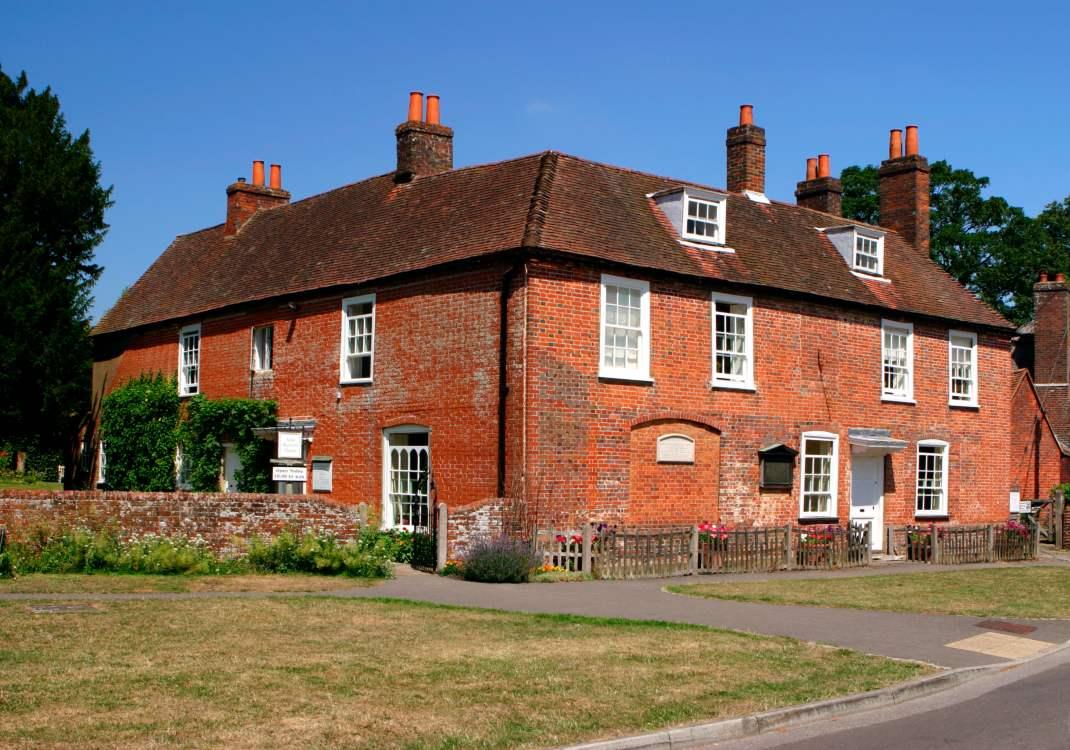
(100, 374), (181, 490)
(178, 396), (277, 492)
(462, 536), (538, 583)
(0, 552), (12, 579)
(246, 529), (392, 577)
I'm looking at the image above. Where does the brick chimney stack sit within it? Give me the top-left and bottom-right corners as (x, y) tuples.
(225, 160), (290, 236)
(1034, 271), (1070, 385)
(794, 153), (842, 215)
(395, 91), (454, 182)
(726, 104), (766, 194)
(878, 125), (930, 254)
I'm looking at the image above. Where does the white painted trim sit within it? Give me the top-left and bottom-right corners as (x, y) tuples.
(178, 323), (201, 397)
(799, 431), (839, 518)
(742, 190), (770, 204)
(381, 425), (431, 531)
(599, 274), (651, 381)
(851, 231), (884, 276)
(251, 325), (273, 372)
(948, 329), (979, 407)
(915, 439), (950, 517)
(851, 270), (892, 284)
(681, 189), (727, 245)
(880, 319), (914, 402)
(339, 293), (376, 385)
(710, 292), (755, 390)
(678, 239), (736, 253)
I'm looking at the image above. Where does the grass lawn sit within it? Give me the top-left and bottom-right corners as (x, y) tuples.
(0, 573), (377, 594)
(0, 597), (930, 749)
(0, 478), (61, 490)
(668, 566), (1070, 619)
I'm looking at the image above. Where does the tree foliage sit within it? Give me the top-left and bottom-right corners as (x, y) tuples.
(100, 374), (180, 491)
(178, 396), (277, 493)
(840, 160), (1069, 325)
(0, 66), (111, 464)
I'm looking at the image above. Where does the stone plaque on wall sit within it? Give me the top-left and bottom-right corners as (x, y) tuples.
(656, 434), (695, 464)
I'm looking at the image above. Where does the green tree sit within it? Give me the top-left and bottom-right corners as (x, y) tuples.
(0, 66), (112, 476)
(839, 160), (1068, 325)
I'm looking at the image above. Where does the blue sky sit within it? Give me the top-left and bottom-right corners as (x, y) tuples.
(5, 1), (1069, 321)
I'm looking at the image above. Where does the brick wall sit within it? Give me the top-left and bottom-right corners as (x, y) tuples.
(0, 490), (364, 553)
(1010, 373), (1063, 500)
(445, 497), (505, 559)
(522, 257), (1012, 530)
(97, 263), (509, 513)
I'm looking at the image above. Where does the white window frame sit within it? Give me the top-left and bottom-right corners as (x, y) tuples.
(251, 325), (273, 372)
(598, 274), (652, 382)
(381, 425), (431, 531)
(881, 319), (914, 403)
(799, 431), (839, 519)
(915, 439), (949, 517)
(96, 440), (106, 487)
(682, 190), (727, 245)
(852, 230), (884, 276)
(948, 330), (978, 407)
(339, 293), (376, 384)
(710, 292), (754, 390)
(178, 324), (201, 397)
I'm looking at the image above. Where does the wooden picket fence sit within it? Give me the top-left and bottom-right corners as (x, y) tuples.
(532, 523), (871, 579)
(901, 521), (1038, 564)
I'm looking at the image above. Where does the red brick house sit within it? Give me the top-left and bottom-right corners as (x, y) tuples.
(1010, 274), (1070, 498)
(92, 93), (1016, 551)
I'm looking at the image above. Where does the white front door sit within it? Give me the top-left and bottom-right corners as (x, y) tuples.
(222, 444), (241, 493)
(850, 454), (884, 550)
(383, 427), (431, 530)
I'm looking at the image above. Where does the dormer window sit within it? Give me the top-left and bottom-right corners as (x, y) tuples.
(652, 187), (728, 247)
(686, 197), (721, 242)
(854, 234), (882, 274)
(821, 225), (886, 278)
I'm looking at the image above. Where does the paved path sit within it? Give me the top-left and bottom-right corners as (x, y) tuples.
(706, 636), (1070, 748)
(5, 563), (1070, 668)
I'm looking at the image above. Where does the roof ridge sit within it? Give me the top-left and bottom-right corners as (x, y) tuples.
(522, 151), (558, 247)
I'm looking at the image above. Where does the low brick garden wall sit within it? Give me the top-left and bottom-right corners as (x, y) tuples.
(0, 490), (366, 554)
(445, 497), (505, 559)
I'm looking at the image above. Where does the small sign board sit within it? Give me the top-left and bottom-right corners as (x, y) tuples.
(311, 459), (332, 492)
(272, 465), (307, 482)
(1018, 499), (1032, 514)
(278, 431), (303, 460)
(656, 434), (695, 464)
(1009, 490), (1021, 514)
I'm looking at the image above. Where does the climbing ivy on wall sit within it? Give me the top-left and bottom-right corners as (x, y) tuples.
(177, 396), (277, 493)
(100, 374), (181, 490)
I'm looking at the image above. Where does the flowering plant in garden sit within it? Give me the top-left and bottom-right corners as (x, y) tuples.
(439, 559), (464, 577)
(697, 522), (731, 550)
(1003, 521), (1030, 538)
(540, 563), (567, 573)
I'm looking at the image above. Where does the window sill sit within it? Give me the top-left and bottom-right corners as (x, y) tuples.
(851, 270), (890, 283)
(949, 401), (979, 410)
(340, 378), (373, 387)
(914, 514), (949, 522)
(881, 395), (916, 405)
(798, 517), (839, 525)
(678, 238), (735, 253)
(598, 372), (655, 385)
(709, 381), (756, 392)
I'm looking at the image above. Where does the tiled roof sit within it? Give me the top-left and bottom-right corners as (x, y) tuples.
(1035, 382), (1070, 453)
(95, 151), (1012, 336)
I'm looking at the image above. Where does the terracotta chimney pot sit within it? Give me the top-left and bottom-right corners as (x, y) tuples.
(426, 95), (440, 125)
(817, 154), (830, 179)
(1057, 273), (1066, 283)
(407, 91), (424, 122)
(905, 125), (919, 156)
(269, 164), (282, 190)
(805, 157), (817, 181)
(889, 129), (903, 159)
(739, 104), (753, 126)
(1040, 271), (1049, 282)
(252, 160), (265, 187)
